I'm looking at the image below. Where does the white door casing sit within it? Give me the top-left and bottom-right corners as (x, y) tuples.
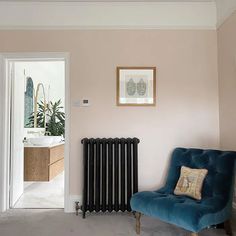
(0, 53), (70, 212)
(9, 62), (24, 207)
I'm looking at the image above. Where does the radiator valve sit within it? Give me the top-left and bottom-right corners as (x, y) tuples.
(75, 201), (80, 216)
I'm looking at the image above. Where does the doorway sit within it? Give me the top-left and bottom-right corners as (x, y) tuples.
(0, 53), (70, 212)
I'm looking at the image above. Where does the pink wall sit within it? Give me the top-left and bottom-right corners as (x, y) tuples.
(218, 11), (236, 150)
(0, 30), (219, 195)
(217, 11), (236, 204)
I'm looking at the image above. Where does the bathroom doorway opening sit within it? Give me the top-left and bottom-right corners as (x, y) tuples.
(0, 53), (70, 211)
(12, 60), (65, 209)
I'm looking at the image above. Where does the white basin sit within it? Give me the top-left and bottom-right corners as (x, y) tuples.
(52, 136), (63, 143)
(28, 136), (63, 146)
(29, 136), (54, 146)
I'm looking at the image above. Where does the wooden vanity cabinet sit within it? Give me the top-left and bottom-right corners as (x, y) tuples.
(24, 144), (64, 181)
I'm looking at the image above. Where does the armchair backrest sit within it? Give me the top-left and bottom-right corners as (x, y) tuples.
(165, 148), (236, 204)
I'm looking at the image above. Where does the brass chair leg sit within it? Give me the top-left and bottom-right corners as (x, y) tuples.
(191, 233), (198, 236)
(224, 220), (233, 236)
(135, 212), (141, 235)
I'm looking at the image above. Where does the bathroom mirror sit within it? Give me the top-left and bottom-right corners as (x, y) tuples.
(25, 81), (47, 128)
(24, 77), (34, 128)
(34, 83), (46, 128)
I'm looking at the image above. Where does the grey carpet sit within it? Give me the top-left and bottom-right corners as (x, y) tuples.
(0, 209), (235, 236)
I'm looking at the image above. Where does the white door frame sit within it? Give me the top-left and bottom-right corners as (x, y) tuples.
(0, 52), (70, 212)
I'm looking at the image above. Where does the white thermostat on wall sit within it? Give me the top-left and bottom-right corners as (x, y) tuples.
(82, 99), (90, 107)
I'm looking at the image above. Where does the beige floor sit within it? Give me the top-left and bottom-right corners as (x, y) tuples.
(14, 172), (64, 209)
(0, 209), (235, 236)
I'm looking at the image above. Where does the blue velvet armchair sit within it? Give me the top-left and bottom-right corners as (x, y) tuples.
(131, 148), (236, 236)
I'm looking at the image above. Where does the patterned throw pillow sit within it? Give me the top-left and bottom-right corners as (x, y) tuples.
(174, 166), (208, 200)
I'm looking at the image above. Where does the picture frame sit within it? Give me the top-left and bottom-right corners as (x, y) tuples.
(116, 67), (156, 106)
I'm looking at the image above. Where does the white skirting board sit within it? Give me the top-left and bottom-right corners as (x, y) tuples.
(67, 195), (236, 213)
(66, 195), (82, 213)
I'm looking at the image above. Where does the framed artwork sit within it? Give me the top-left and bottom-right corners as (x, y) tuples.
(116, 67), (156, 106)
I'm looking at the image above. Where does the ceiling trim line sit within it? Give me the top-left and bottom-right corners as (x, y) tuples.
(0, 25), (216, 30)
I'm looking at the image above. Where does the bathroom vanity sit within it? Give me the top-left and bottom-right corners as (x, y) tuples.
(24, 143), (64, 181)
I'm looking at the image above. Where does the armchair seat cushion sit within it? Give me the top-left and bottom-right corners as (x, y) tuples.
(131, 190), (222, 232)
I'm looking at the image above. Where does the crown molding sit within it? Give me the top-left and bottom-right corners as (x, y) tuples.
(216, 0), (236, 28)
(0, 1), (216, 30)
(217, 9), (236, 28)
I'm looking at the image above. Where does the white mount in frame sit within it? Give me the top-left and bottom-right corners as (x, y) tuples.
(117, 67), (156, 106)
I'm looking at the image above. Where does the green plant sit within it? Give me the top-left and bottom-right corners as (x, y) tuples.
(46, 100), (65, 136)
(27, 100), (46, 128)
(27, 99), (65, 136)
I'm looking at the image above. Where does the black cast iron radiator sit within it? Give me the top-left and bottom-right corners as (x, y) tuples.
(79, 138), (140, 218)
